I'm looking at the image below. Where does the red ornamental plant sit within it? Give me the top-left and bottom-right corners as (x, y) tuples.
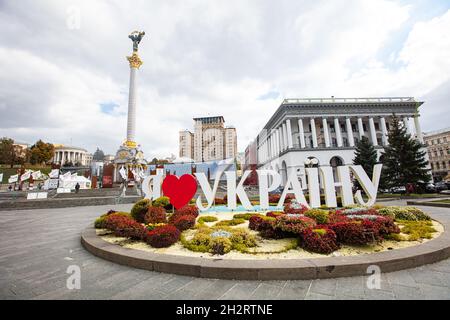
(329, 220), (382, 245)
(172, 215), (196, 231)
(104, 215), (147, 240)
(274, 215), (317, 235)
(249, 215), (264, 231)
(144, 206), (167, 224)
(169, 205), (199, 223)
(300, 228), (340, 254)
(146, 225), (181, 248)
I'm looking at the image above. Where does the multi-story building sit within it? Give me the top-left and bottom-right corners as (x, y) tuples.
(179, 116), (237, 162)
(424, 128), (450, 182)
(12, 140), (30, 160)
(247, 97), (428, 185)
(53, 144), (93, 166)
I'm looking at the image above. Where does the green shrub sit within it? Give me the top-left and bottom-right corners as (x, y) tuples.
(153, 196), (171, 208)
(397, 220), (437, 241)
(198, 216), (218, 224)
(377, 206), (431, 221)
(215, 219), (246, 227)
(130, 199), (151, 222)
(233, 213), (263, 220)
(230, 229), (257, 248)
(304, 209), (329, 224)
(210, 237), (232, 255)
(181, 226), (257, 255)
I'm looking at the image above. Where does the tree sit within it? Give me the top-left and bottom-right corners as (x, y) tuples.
(0, 137), (16, 167)
(353, 136), (378, 175)
(93, 148), (105, 161)
(150, 158), (169, 165)
(381, 115), (431, 192)
(29, 140), (55, 165)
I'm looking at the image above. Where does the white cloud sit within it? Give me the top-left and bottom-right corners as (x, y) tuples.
(0, 0), (449, 159)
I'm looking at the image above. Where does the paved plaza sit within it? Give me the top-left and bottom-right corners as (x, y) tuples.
(1, 201), (450, 300)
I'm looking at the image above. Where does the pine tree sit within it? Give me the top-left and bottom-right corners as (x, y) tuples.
(353, 136), (378, 175)
(381, 115), (430, 192)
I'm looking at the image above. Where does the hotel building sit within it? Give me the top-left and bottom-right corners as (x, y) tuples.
(179, 116), (237, 162)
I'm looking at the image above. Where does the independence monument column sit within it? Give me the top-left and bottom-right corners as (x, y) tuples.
(125, 31), (145, 148)
(114, 31), (147, 183)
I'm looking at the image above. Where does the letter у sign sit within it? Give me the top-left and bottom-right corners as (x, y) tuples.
(142, 164), (383, 211)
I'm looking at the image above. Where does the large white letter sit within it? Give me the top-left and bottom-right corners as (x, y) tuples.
(306, 168), (321, 208)
(225, 171), (253, 210)
(319, 166), (355, 207)
(142, 175), (162, 200)
(278, 171), (309, 208)
(257, 170), (281, 210)
(195, 171), (222, 211)
(351, 164), (382, 206)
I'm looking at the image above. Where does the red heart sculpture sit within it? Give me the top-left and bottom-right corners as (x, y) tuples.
(162, 174), (198, 209)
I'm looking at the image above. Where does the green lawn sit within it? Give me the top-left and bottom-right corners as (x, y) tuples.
(432, 199), (450, 204)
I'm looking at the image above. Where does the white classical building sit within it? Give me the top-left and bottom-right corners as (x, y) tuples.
(179, 116), (238, 162)
(53, 145), (93, 166)
(250, 97), (426, 185)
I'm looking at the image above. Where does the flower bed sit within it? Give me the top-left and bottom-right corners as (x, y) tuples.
(94, 201), (440, 257)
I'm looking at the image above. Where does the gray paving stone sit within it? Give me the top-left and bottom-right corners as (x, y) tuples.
(309, 279), (337, 296)
(276, 280), (311, 300)
(218, 282), (261, 300)
(1, 202), (450, 299)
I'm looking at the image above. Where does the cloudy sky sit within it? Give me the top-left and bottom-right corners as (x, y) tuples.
(0, 0), (449, 159)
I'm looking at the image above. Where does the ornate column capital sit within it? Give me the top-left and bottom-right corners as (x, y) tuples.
(127, 52), (143, 69)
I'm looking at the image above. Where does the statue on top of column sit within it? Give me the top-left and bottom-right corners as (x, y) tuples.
(128, 31), (145, 52)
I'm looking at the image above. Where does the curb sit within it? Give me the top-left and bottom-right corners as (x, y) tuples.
(81, 217), (450, 280)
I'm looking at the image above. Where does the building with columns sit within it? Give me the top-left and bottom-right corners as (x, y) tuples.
(53, 145), (93, 166)
(248, 97), (427, 185)
(179, 116), (238, 162)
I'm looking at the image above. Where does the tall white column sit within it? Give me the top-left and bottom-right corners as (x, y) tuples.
(369, 117), (378, 146)
(282, 123), (288, 150)
(298, 118), (306, 149)
(322, 118), (330, 148)
(414, 115), (424, 143)
(310, 118), (318, 148)
(334, 118), (343, 147)
(286, 120), (293, 148)
(357, 117), (365, 139)
(380, 117), (389, 146)
(346, 117), (355, 147)
(126, 67), (138, 143)
(278, 128), (283, 152)
(403, 116), (411, 134)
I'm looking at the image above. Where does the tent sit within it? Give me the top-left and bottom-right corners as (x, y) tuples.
(58, 176), (91, 190)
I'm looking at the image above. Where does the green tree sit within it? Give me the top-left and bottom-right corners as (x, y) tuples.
(0, 137), (16, 167)
(29, 140), (55, 165)
(381, 115), (430, 192)
(353, 136), (378, 175)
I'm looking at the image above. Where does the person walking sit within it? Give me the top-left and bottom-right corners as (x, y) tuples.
(75, 182), (80, 193)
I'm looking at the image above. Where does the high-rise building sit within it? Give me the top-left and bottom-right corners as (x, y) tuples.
(179, 116), (237, 162)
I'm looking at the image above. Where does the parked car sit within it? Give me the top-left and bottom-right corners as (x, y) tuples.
(390, 186), (406, 194)
(435, 181), (449, 192)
